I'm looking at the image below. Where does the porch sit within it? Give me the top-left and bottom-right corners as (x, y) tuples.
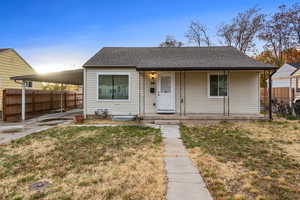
(141, 113), (267, 121)
(138, 70), (272, 119)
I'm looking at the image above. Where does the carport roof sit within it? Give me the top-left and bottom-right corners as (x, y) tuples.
(11, 69), (83, 85)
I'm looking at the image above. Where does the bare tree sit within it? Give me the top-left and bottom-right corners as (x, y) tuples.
(185, 21), (211, 46)
(217, 7), (265, 53)
(259, 5), (294, 66)
(285, 3), (300, 46)
(160, 35), (183, 47)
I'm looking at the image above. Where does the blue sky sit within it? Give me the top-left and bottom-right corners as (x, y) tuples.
(0, 0), (298, 73)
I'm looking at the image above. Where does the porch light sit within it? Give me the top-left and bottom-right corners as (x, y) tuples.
(150, 72), (157, 79)
(150, 72), (157, 85)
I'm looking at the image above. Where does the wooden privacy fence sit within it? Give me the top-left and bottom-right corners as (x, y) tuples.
(2, 88), (83, 122)
(260, 87), (294, 106)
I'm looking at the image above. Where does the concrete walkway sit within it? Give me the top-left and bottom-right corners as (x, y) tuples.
(0, 109), (82, 144)
(161, 125), (213, 200)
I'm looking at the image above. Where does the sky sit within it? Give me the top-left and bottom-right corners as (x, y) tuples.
(0, 0), (298, 73)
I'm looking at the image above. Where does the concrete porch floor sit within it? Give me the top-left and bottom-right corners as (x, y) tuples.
(141, 113), (267, 121)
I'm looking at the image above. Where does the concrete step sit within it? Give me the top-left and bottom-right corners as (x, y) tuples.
(154, 120), (180, 125)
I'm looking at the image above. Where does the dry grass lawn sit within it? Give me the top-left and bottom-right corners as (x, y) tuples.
(0, 126), (165, 200)
(181, 120), (300, 200)
(82, 119), (141, 125)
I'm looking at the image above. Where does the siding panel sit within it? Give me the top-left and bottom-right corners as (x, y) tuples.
(0, 49), (42, 111)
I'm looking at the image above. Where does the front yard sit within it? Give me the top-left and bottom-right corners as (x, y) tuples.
(181, 120), (300, 200)
(0, 126), (165, 200)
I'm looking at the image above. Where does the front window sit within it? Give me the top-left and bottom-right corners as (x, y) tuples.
(98, 74), (129, 100)
(209, 74), (227, 97)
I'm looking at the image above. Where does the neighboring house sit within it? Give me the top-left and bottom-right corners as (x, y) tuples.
(0, 48), (41, 114)
(291, 67), (300, 98)
(272, 63), (300, 103)
(272, 63), (300, 88)
(82, 47), (275, 119)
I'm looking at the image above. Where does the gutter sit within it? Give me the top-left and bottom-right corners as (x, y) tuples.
(82, 65), (277, 71)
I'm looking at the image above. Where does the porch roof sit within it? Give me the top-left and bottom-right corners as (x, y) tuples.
(10, 69), (83, 85)
(83, 47), (276, 70)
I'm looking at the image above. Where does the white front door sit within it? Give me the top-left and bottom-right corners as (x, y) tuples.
(157, 72), (175, 113)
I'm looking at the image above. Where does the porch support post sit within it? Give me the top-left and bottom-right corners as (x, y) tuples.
(138, 72), (141, 117)
(143, 72), (145, 115)
(227, 70), (230, 116)
(184, 71), (186, 116)
(264, 70), (266, 117)
(179, 71), (182, 116)
(268, 70), (273, 120)
(21, 81), (26, 121)
(83, 68), (87, 118)
(289, 77), (293, 107)
(223, 70), (226, 116)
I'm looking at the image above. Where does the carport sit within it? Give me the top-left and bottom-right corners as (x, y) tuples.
(10, 69), (83, 121)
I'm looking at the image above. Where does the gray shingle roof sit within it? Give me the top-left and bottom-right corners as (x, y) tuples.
(83, 47), (276, 70)
(288, 63), (300, 69)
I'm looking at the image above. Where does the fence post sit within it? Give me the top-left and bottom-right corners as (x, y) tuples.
(74, 93), (77, 108)
(64, 92), (67, 111)
(32, 91), (35, 115)
(2, 89), (6, 121)
(50, 91), (53, 110)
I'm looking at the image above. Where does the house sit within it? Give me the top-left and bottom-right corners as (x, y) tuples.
(0, 48), (41, 115)
(82, 47), (276, 120)
(290, 67), (300, 98)
(272, 63), (300, 88)
(271, 63), (300, 103)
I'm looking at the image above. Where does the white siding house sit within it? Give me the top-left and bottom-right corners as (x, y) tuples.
(83, 47), (276, 119)
(291, 68), (300, 98)
(272, 63), (300, 88)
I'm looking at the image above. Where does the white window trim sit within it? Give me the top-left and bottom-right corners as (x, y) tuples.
(207, 73), (228, 98)
(24, 81), (32, 88)
(97, 72), (131, 102)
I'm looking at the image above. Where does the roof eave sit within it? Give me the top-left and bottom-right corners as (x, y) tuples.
(136, 66), (277, 71)
(83, 65), (136, 68)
